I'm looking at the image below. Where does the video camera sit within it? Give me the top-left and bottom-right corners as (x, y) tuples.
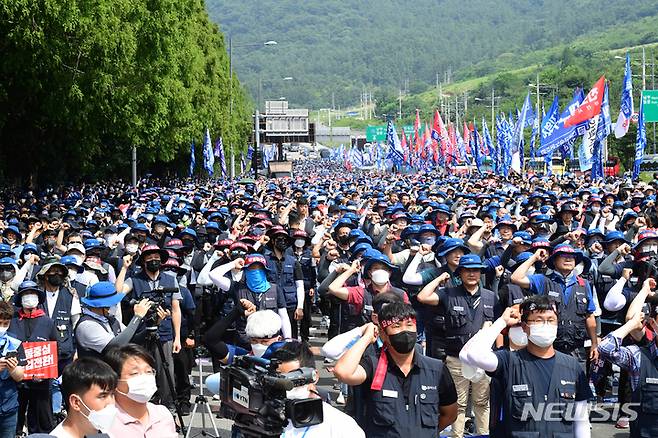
(129, 287), (177, 329)
(218, 355), (323, 437)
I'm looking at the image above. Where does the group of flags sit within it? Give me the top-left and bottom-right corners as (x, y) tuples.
(189, 129), (229, 178)
(336, 52), (645, 180)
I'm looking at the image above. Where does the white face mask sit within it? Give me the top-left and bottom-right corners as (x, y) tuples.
(370, 269), (390, 286)
(73, 255), (85, 265)
(250, 343), (269, 358)
(68, 269), (79, 281)
(286, 384), (311, 400)
(294, 239), (306, 248)
(528, 323), (558, 348)
(118, 374), (157, 403)
(573, 263), (584, 276)
(508, 326), (528, 347)
(125, 243), (139, 254)
(21, 294), (39, 309)
(78, 397), (118, 432)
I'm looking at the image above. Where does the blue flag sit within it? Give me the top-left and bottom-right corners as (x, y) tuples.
(592, 83), (611, 181)
(189, 140), (195, 177)
(539, 91), (587, 157)
(633, 98), (646, 180)
(472, 123), (482, 174)
(482, 118), (494, 174)
(215, 136), (227, 179)
(385, 120), (404, 166)
(203, 129), (214, 176)
(246, 145), (254, 160)
(615, 52), (634, 138)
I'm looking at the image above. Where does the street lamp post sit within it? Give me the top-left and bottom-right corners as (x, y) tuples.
(229, 38), (277, 178)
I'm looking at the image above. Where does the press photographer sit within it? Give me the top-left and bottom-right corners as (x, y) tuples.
(115, 245), (182, 412)
(74, 281), (154, 359)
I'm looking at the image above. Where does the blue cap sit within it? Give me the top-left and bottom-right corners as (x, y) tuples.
(0, 257), (16, 266)
(436, 238), (470, 257)
(603, 230), (628, 244)
(60, 255), (84, 273)
(81, 281), (125, 308)
(456, 254), (486, 273)
(513, 231), (533, 245)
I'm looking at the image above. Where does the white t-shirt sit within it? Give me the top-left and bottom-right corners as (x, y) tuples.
(281, 402), (365, 438)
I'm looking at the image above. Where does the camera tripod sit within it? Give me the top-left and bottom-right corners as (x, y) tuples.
(143, 327), (187, 435)
(185, 357), (219, 438)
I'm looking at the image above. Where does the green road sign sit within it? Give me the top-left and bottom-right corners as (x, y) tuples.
(642, 90), (658, 122)
(366, 124), (419, 141)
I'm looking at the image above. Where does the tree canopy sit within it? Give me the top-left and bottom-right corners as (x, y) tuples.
(0, 0), (251, 184)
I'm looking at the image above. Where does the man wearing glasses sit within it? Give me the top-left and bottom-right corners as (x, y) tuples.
(511, 244), (599, 363)
(460, 295), (592, 437)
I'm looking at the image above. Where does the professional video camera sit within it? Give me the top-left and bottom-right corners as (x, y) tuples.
(218, 355), (323, 437)
(129, 287), (177, 329)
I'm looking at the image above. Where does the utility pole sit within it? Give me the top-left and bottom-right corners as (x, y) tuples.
(254, 110), (260, 179)
(398, 89), (402, 120)
(131, 145), (137, 186)
(332, 92), (335, 111)
(436, 73), (439, 91)
(463, 91), (468, 118)
(491, 88), (496, 140)
(455, 95), (460, 128)
(643, 47), (647, 91)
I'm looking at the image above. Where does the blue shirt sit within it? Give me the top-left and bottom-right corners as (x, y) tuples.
(528, 272), (596, 313)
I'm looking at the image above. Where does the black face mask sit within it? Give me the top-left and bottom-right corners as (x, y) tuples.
(0, 270), (14, 282)
(336, 235), (349, 245)
(47, 274), (65, 287)
(207, 234), (217, 244)
(145, 260), (161, 273)
(181, 239), (195, 248)
(388, 330), (416, 354)
(275, 239), (288, 251)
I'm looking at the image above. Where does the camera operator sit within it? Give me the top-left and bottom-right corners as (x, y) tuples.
(271, 341), (364, 437)
(74, 281), (153, 359)
(204, 302), (285, 363)
(114, 245), (182, 411)
(51, 357), (118, 438)
(104, 344), (177, 438)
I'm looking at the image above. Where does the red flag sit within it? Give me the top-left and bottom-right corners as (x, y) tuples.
(401, 130), (409, 164)
(447, 122), (457, 165)
(564, 75), (606, 127)
(463, 122), (471, 155)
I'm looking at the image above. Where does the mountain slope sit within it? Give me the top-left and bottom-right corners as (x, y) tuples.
(207, 0), (658, 108)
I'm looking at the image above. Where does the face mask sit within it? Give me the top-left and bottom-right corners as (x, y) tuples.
(388, 330), (416, 354)
(245, 268), (270, 294)
(77, 397), (118, 432)
(250, 343), (269, 358)
(125, 243), (139, 254)
(573, 263), (584, 276)
(370, 269), (390, 286)
(294, 239), (306, 248)
(118, 374), (157, 403)
(45, 238), (56, 247)
(0, 327), (8, 337)
(5, 238), (15, 245)
(153, 226), (165, 235)
(286, 384), (311, 400)
(336, 235), (349, 245)
(528, 323), (557, 348)
(0, 270), (14, 282)
(21, 294), (39, 309)
(207, 234), (217, 244)
(47, 274), (65, 287)
(274, 239), (288, 251)
(508, 326), (528, 347)
(420, 236), (436, 247)
(145, 260), (161, 273)
(591, 206), (601, 214)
